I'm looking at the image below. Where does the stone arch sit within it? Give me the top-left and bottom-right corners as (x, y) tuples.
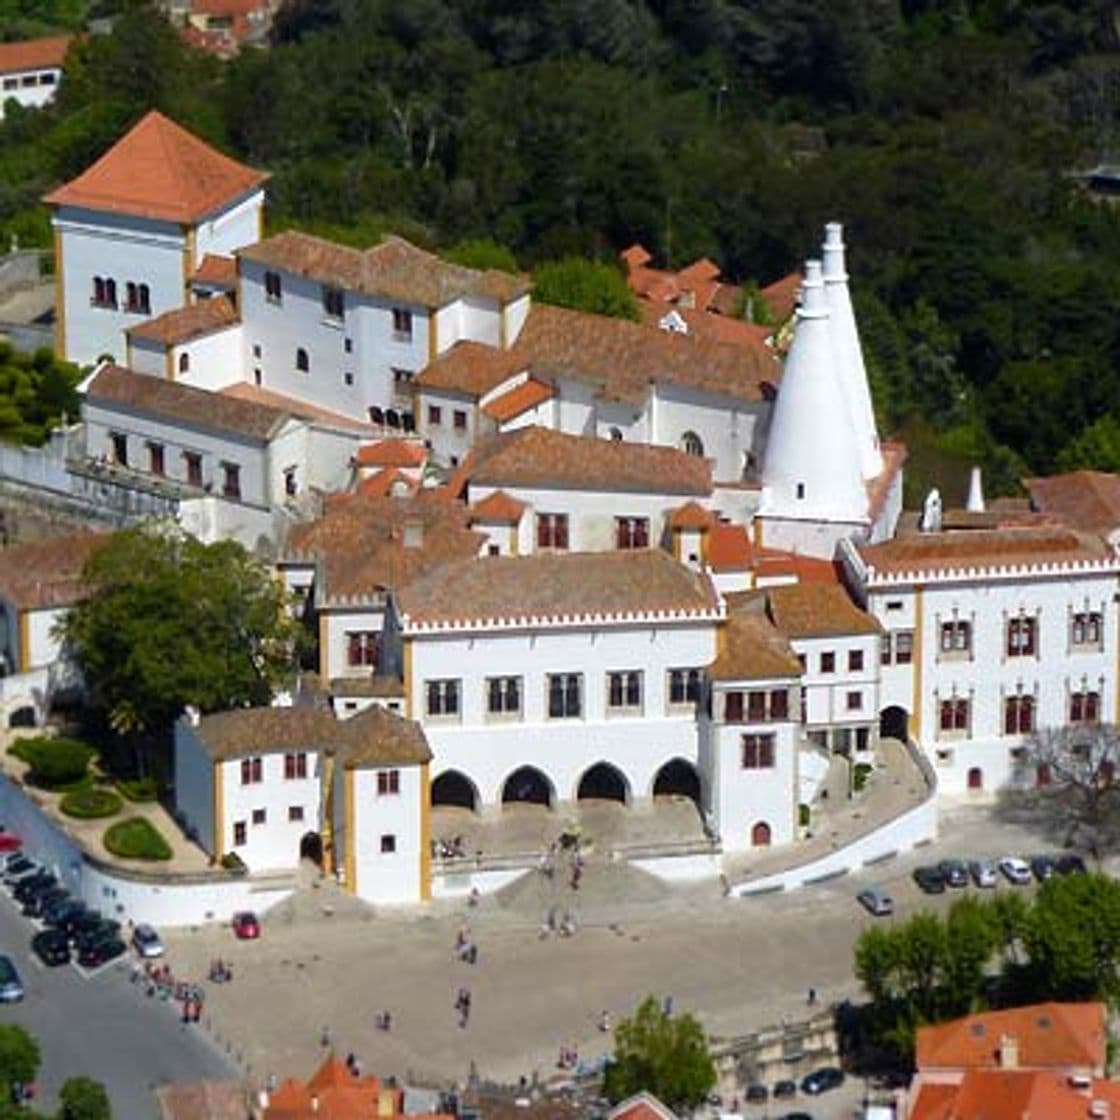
(879, 705), (909, 742)
(652, 757), (702, 807)
(680, 431), (704, 457)
(501, 766), (555, 808)
(431, 770), (479, 812)
(751, 821), (772, 847)
(576, 762), (630, 804)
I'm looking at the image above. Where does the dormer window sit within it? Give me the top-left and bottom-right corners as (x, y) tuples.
(392, 308), (413, 342)
(264, 271), (282, 303)
(322, 286), (344, 320)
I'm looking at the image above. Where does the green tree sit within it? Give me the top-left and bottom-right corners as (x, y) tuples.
(1057, 415), (1120, 474)
(854, 923), (903, 1006)
(444, 238), (519, 274)
(603, 995), (716, 1109)
(61, 526), (303, 752)
(943, 895), (998, 1014)
(57, 1076), (111, 1120)
(0, 1025), (38, 1101)
(532, 257), (639, 320)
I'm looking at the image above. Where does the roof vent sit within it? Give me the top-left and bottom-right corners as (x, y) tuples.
(1090, 1100), (1109, 1118)
(1037, 1015), (1052, 1030)
(970, 1023), (986, 1037)
(1069, 1074), (1092, 1091)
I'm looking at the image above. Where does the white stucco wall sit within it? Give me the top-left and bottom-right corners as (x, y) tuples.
(503, 293), (531, 344)
(25, 607), (65, 672)
(435, 296), (501, 349)
(791, 633), (880, 738)
(170, 321), (245, 392)
(194, 190), (263, 264)
(322, 604), (387, 681)
(0, 66), (63, 117)
(416, 387), (478, 467)
(349, 763), (423, 904)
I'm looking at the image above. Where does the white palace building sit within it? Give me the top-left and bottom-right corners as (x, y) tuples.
(13, 109), (1120, 909)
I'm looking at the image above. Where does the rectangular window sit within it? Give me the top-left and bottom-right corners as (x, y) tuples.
(264, 271), (282, 303)
(19, 74), (35, 87)
(39, 72), (56, 86)
(453, 409), (467, 431)
(847, 690), (863, 712)
(940, 620), (972, 656)
(849, 650), (864, 672)
(536, 513), (569, 550)
(147, 442), (164, 477)
(1, 78), (15, 90)
(1070, 691), (1100, 725)
(221, 462), (241, 500)
(741, 734), (776, 769)
(939, 699), (969, 734)
(322, 286), (345, 320)
(184, 451), (203, 488)
(392, 308), (413, 341)
(427, 405), (442, 426)
(747, 690), (767, 722)
(288, 805), (304, 822)
(233, 821), (246, 846)
(240, 757), (263, 784)
(607, 671), (642, 712)
(669, 668), (701, 705)
(547, 673), (582, 719)
(110, 432), (128, 467)
(725, 691), (744, 723)
(615, 517), (650, 550)
(880, 635), (892, 666)
(392, 367), (413, 389)
(380, 834), (396, 854)
(1072, 612), (1103, 650)
(895, 631), (914, 664)
(1007, 617), (1036, 657)
(1003, 695), (1035, 735)
(425, 679), (460, 718)
(252, 808), (266, 826)
(377, 769), (400, 795)
(346, 631), (378, 668)
(283, 752), (308, 780)
(820, 651), (836, 674)
(770, 688), (789, 720)
(486, 676), (521, 716)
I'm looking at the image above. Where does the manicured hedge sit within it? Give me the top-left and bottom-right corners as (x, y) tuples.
(117, 777), (159, 802)
(10, 737), (95, 788)
(60, 788), (123, 819)
(102, 817), (172, 861)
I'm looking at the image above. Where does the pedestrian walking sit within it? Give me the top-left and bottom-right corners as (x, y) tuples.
(808, 986), (817, 1007)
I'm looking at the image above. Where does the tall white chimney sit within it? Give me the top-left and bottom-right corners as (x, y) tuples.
(966, 466), (985, 513)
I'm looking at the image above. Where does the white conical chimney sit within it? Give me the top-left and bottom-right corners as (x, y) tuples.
(966, 466), (985, 513)
(822, 223), (883, 482)
(759, 260), (867, 525)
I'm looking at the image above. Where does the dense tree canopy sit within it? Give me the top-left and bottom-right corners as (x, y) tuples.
(8, 2), (1120, 485)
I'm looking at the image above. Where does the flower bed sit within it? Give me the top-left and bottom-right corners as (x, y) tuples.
(103, 817), (173, 861)
(60, 789), (123, 819)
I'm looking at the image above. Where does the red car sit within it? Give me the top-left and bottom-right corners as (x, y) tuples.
(0, 834), (23, 853)
(231, 911), (260, 939)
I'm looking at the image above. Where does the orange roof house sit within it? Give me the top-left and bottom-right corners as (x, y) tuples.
(44, 110), (267, 223)
(0, 35), (72, 76)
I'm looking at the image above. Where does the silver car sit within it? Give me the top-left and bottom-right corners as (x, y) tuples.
(857, 887), (894, 916)
(969, 859), (998, 888)
(131, 923), (164, 959)
(999, 856), (1032, 885)
(0, 956), (24, 1003)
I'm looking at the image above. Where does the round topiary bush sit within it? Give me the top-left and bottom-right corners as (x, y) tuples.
(102, 817), (173, 861)
(117, 777), (159, 803)
(10, 736), (95, 789)
(60, 788), (123, 819)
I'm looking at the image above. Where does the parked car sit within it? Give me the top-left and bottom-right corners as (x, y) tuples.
(21, 888), (67, 919)
(999, 856), (1032, 885)
(969, 859), (998, 888)
(938, 859), (969, 887)
(778, 1114), (814, 1120)
(801, 1067), (845, 1095)
(1030, 855), (1058, 882)
(1056, 854), (1088, 876)
(13, 872), (56, 903)
(857, 887), (894, 916)
(0, 832), (23, 853)
(2, 857), (37, 885)
(76, 936), (127, 969)
(231, 911), (261, 939)
(913, 866), (946, 894)
(745, 1084), (769, 1104)
(772, 1079), (798, 1100)
(132, 923), (164, 959)
(69, 913), (117, 944)
(0, 956), (23, 1003)
(31, 929), (70, 967)
(43, 900), (86, 930)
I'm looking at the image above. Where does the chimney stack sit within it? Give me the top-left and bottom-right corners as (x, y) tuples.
(402, 520), (424, 549)
(998, 1033), (1020, 1069)
(966, 466), (985, 513)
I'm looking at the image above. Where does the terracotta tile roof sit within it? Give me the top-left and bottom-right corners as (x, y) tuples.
(329, 674), (404, 698)
(282, 492), (484, 603)
(87, 363), (289, 441)
(766, 581), (880, 638)
(466, 426), (712, 496)
(189, 702), (430, 766)
(866, 440), (908, 524)
(355, 440), (427, 468)
(239, 231), (529, 309)
(154, 1079), (248, 1120)
(754, 549), (842, 585)
(219, 382), (376, 435)
(179, 22), (238, 59)
(514, 303), (778, 405)
(667, 501), (716, 530)
(608, 1093), (679, 1120)
(127, 295), (238, 346)
(44, 110), (267, 223)
(916, 1002), (1106, 1072)
(907, 1081), (957, 1120)
(481, 378), (554, 423)
(760, 270), (803, 322)
(470, 490), (526, 523)
(192, 253), (237, 289)
(706, 282), (744, 317)
(0, 35), (71, 75)
(0, 531), (112, 611)
(620, 244), (653, 269)
(414, 340), (524, 396)
(640, 302), (772, 352)
(263, 1054), (437, 1120)
(397, 549), (720, 628)
(709, 609), (802, 681)
(678, 258), (722, 286)
(708, 523), (753, 572)
(1027, 470), (1120, 535)
(462, 1093), (581, 1120)
(911, 1069), (1120, 1120)
(855, 527), (1115, 579)
(356, 467), (418, 498)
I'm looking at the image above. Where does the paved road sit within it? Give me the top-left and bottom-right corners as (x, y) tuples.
(0, 890), (236, 1116)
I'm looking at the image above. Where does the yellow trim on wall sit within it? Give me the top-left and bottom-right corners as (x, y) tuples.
(403, 639), (413, 718)
(419, 761), (431, 901)
(499, 303), (508, 349)
(182, 226), (196, 299)
(428, 309), (438, 363)
(165, 348), (175, 382)
(510, 525), (519, 556)
(52, 226), (65, 359)
(752, 517), (763, 549)
(17, 611), (30, 673)
(344, 766), (356, 895)
(910, 586), (924, 739)
(318, 612), (330, 689)
(212, 761), (224, 859)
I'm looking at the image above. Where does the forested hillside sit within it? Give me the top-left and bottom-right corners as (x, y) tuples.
(5, 1), (1120, 492)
